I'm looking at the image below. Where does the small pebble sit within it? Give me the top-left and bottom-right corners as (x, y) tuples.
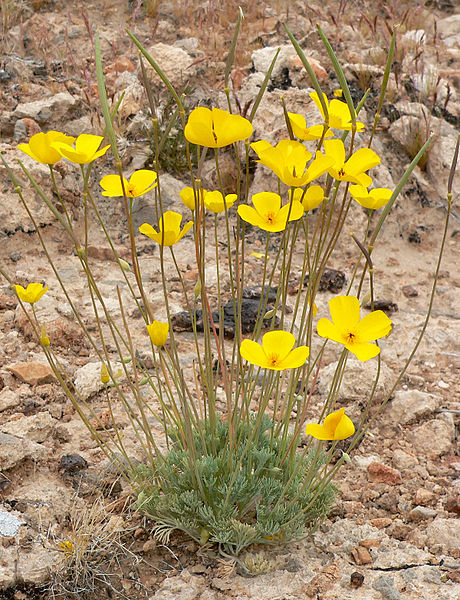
(350, 571), (364, 588)
(437, 380), (450, 390)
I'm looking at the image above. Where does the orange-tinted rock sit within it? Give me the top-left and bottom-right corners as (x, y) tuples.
(7, 362), (57, 386)
(367, 462), (403, 485)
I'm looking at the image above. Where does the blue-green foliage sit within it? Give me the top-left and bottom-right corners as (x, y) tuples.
(135, 416), (335, 555)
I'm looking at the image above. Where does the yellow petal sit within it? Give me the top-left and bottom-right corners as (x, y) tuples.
(100, 174), (128, 197)
(180, 187), (198, 210)
(75, 134), (104, 157)
(329, 296), (361, 330)
(302, 185), (325, 211)
(262, 330), (296, 362)
(240, 339), (269, 367)
(355, 310), (392, 343)
(309, 91), (329, 121)
(129, 170), (158, 196)
(316, 318), (345, 344)
(346, 341), (380, 361)
(345, 148), (380, 175)
(277, 345), (309, 369)
(305, 422), (330, 440)
(138, 223), (158, 239)
(323, 139), (345, 167)
(252, 192), (281, 216)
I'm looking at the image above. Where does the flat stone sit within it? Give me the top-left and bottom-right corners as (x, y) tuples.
(0, 511), (25, 537)
(372, 575), (401, 600)
(1, 412), (57, 443)
(425, 517), (460, 553)
(0, 388), (19, 412)
(317, 359), (394, 403)
(367, 462), (403, 485)
(410, 419), (453, 457)
(7, 361), (56, 386)
(409, 506), (437, 521)
(386, 390), (441, 425)
(0, 432), (46, 471)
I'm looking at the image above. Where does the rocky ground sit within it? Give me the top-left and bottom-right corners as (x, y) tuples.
(0, 0), (459, 598)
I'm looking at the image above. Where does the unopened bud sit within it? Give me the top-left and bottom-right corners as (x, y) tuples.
(194, 278), (202, 298)
(263, 309), (276, 320)
(100, 362), (110, 384)
(40, 324), (50, 347)
(118, 258), (131, 272)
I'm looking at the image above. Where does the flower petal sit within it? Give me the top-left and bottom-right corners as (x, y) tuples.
(346, 341), (380, 361)
(129, 169), (158, 195)
(262, 330), (296, 361)
(316, 318), (345, 344)
(237, 205), (270, 229)
(100, 175), (127, 197)
(355, 310), (392, 342)
(240, 339), (269, 368)
(251, 192), (281, 217)
(329, 296), (361, 330)
(277, 345), (309, 369)
(75, 134), (104, 157)
(345, 148), (380, 175)
(323, 139), (345, 167)
(302, 185), (325, 211)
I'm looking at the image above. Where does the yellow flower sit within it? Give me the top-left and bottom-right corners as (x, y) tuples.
(147, 320), (169, 347)
(306, 408), (355, 441)
(52, 134), (110, 164)
(204, 191), (237, 213)
(14, 282), (49, 304)
(288, 113), (333, 141)
(58, 540), (74, 554)
(251, 140), (333, 187)
(139, 211), (193, 246)
(180, 186), (206, 211)
(240, 330), (309, 371)
(317, 295), (392, 361)
(333, 89), (343, 98)
(237, 192), (303, 232)
(17, 131), (75, 165)
(310, 91), (365, 132)
(289, 185), (325, 212)
(349, 185), (392, 209)
(100, 170), (157, 198)
(323, 139), (380, 187)
(184, 107), (253, 148)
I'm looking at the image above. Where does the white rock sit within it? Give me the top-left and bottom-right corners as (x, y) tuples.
(0, 388), (19, 412)
(0, 432), (47, 471)
(1, 412), (57, 443)
(12, 92), (78, 124)
(145, 43), (196, 87)
(386, 390), (441, 425)
(73, 360), (124, 400)
(410, 419), (453, 457)
(317, 358), (394, 403)
(0, 511), (25, 537)
(393, 449), (419, 470)
(425, 517), (460, 553)
(251, 45), (296, 79)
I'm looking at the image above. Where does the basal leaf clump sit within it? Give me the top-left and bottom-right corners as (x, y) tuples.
(135, 416), (335, 555)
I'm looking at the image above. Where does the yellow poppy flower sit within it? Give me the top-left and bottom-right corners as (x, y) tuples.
(139, 211), (193, 247)
(349, 185), (392, 209)
(147, 320), (169, 347)
(18, 131), (75, 165)
(317, 295), (392, 361)
(203, 191), (237, 213)
(14, 282), (49, 304)
(237, 192), (303, 232)
(99, 170), (157, 198)
(289, 185), (325, 212)
(288, 113), (333, 141)
(179, 186), (207, 211)
(52, 134), (110, 164)
(240, 330), (309, 371)
(251, 140), (333, 187)
(184, 107), (253, 148)
(306, 408), (355, 440)
(310, 92), (365, 132)
(323, 139), (380, 187)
